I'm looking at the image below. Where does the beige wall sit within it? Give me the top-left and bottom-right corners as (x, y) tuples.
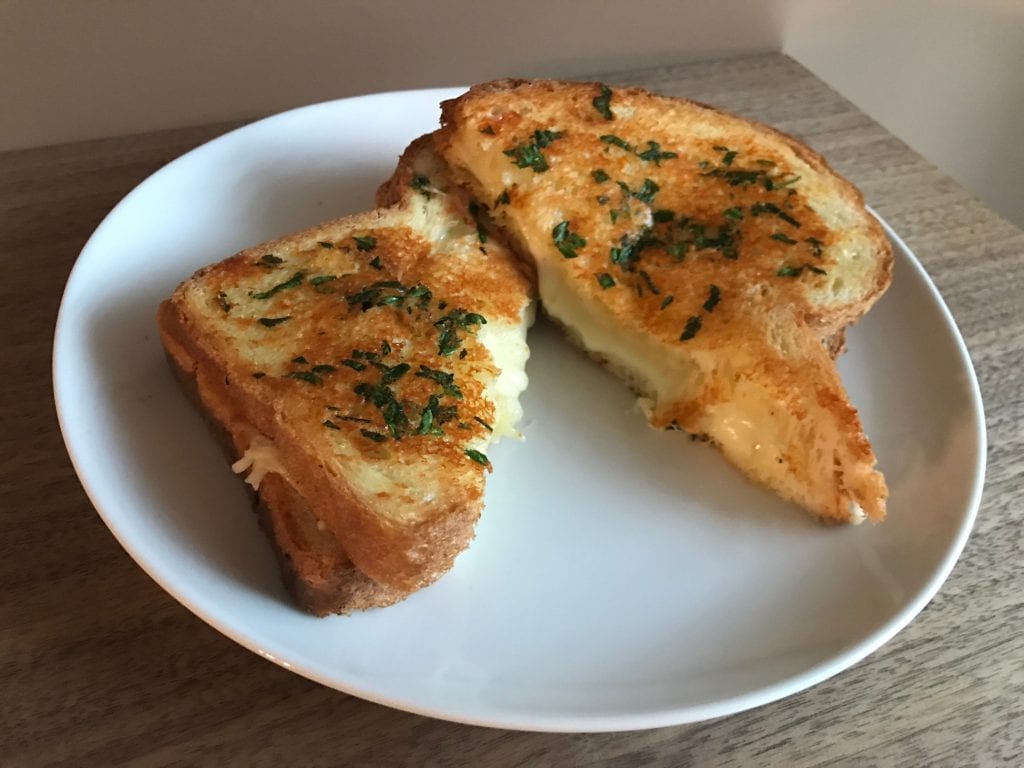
(2, 0), (1021, 226)
(784, 0), (1024, 227)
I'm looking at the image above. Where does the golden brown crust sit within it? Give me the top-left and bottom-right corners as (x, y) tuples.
(159, 310), (406, 612)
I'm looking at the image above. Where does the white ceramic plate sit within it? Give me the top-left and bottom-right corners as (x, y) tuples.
(54, 88), (986, 732)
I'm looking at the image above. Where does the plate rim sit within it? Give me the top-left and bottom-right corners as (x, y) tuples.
(52, 92), (988, 732)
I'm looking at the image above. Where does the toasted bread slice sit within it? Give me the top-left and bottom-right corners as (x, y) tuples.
(158, 140), (534, 612)
(437, 79), (891, 522)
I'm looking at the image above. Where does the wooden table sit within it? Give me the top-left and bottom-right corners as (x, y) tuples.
(3, 53), (1022, 766)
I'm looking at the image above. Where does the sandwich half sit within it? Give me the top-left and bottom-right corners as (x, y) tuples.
(436, 79), (891, 523)
(158, 139), (535, 613)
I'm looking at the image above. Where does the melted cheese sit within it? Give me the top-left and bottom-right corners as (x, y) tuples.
(231, 435), (287, 490)
(476, 304), (534, 440)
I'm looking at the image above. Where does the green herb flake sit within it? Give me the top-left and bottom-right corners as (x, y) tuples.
(435, 309), (487, 356)
(667, 242), (688, 262)
(465, 448), (490, 466)
(341, 358), (366, 371)
(252, 372), (266, 379)
(216, 291), (231, 313)
(600, 134), (633, 152)
(637, 141), (678, 165)
(480, 124), (495, 135)
(258, 316), (291, 327)
(323, 419), (340, 430)
(777, 265), (804, 277)
(495, 189), (510, 206)
(354, 235), (377, 252)
(652, 209), (675, 223)
(311, 364), (337, 374)
(680, 315), (703, 341)
(771, 233), (798, 245)
(635, 178), (660, 204)
(751, 202), (780, 216)
(310, 274), (337, 287)
(252, 271), (305, 299)
(777, 175), (802, 187)
(338, 414), (371, 424)
(369, 255), (383, 270)
(722, 150), (738, 166)
(660, 295), (675, 310)
(723, 206), (744, 221)
(778, 211), (801, 228)
(360, 429), (387, 443)
(503, 129), (564, 172)
(596, 272), (616, 289)
(593, 84), (614, 120)
(415, 365), (463, 399)
(552, 221), (587, 259)
(806, 264), (828, 275)
(317, 241), (334, 249)
(638, 270), (660, 295)
(258, 254), (283, 267)
(591, 168), (610, 183)
(806, 237), (824, 257)
(288, 371), (322, 385)
(703, 284), (721, 312)
(292, 356), (308, 364)
(473, 416), (493, 432)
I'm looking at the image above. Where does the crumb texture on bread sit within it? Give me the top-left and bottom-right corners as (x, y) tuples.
(437, 79), (890, 522)
(158, 142), (534, 601)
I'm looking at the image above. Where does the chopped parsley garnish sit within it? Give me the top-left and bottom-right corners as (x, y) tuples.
(660, 295), (674, 310)
(311, 364), (337, 374)
(552, 221), (587, 258)
(806, 264), (828, 275)
(310, 275), (337, 291)
(337, 414), (371, 424)
(653, 209), (675, 223)
(323, 419), (340, 430)
(435, 309), (486, 356)
(591, 168), (610, 183)
(777, 265), (804, 277)
(355, 381), (409, 438)
(593, 84), (614, 120)
(258, 316), (291, 327)
(288, 370), (323, 385)
(638, 269), (660, 295)
(252, 271), (305, 299)
(771, 233), (798, 244)
(360, 429), (387, 443)
(341, 358), (367, 371)
(252, 372), (266, 379)
(596, 272), (616, 289)
(722, 150), (738, 166)
(346, 280), (432, 311)
(292, 356), (308, 364)
(634, 178), (660, 204)
(600, 134), (633, 151)
(503, 129), (563, 172)
(368, 255), (382, 270)
(468, 201), (488, 244)
(411, 175), (433, 198)
(317, 241), (334, 248)
(216, 292), (231, 312)
(723, 206), (744, 221)
(750, 202), (780, 216)
(354, 235), (377, 252)
(376, 362), (410, 384)
(680, 315), (703, 341)
(415, 365), (463, 399)
(473, 416), (493, 432)
(703, 284), (721, 312)
(778, 211), (801, 227)
(806, 237), (824, 257)
(480, 124), (495, 135)
(465, 448), (490, 466)
(777, 175), (801, 187)
(494, 189), (510, 206)
(258, 254), (283, 267)
(667, 242), (688, 261)
(636, 141), (678, 165)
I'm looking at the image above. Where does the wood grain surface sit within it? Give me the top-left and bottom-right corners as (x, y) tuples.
(2, 53), (1022, 767)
